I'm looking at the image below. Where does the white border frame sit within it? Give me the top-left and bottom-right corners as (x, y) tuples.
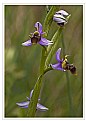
(0, 1), (85, 121)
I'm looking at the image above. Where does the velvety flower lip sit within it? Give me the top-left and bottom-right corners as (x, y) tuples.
(53, 10), (70, 26)
(22, 22), (53, 46)
(51, 48), (66, 71)
(16, 90), (48, 111)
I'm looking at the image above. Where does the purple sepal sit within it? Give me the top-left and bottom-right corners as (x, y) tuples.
(51, 48), (66, 72)
(22, 40), (32, 46)
(56, 10), (69, 16)
(37, 103), (49, 111)
(16, 101), (29, 107)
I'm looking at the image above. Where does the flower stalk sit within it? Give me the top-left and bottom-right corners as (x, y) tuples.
(27, 66), (53, 117)
(27, 6), (59, 117)
(27, 74), (43, 117)
(43, 6), (59, 36)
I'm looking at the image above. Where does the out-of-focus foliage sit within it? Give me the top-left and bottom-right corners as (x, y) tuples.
(5, 5), (83, 117)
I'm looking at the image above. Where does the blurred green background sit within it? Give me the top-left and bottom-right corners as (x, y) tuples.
(5, 5), (83, 117)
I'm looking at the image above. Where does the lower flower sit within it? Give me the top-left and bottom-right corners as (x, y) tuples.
(16, 90), (48, 111)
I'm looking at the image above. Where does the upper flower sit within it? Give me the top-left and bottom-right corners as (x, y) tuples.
(16, 90), (48, 111)
(22, 22), (53, 46)
(53, 10), (70, 26)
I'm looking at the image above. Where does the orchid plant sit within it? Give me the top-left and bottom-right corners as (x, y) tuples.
(17, 6), (77, 117)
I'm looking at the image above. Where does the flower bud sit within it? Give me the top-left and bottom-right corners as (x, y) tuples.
(53, 10), (70, 26)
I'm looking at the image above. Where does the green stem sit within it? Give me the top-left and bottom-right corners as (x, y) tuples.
(43, 6), (59, 36)
(40, 47), (47, 74)
(40, 6), (59, 73)
(27, 67), (53, 117)
(27, 74), (43, 117)
(47, 27), (62, 54)
(27, 6), (59, 117)
(61, 30), (74, 116)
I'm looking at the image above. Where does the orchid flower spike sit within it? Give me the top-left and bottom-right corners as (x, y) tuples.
(53, 10), (71, 26)
(51, 48), (77, 75)
(16, 89), (48, 111)
(22, 22), (53, 46)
